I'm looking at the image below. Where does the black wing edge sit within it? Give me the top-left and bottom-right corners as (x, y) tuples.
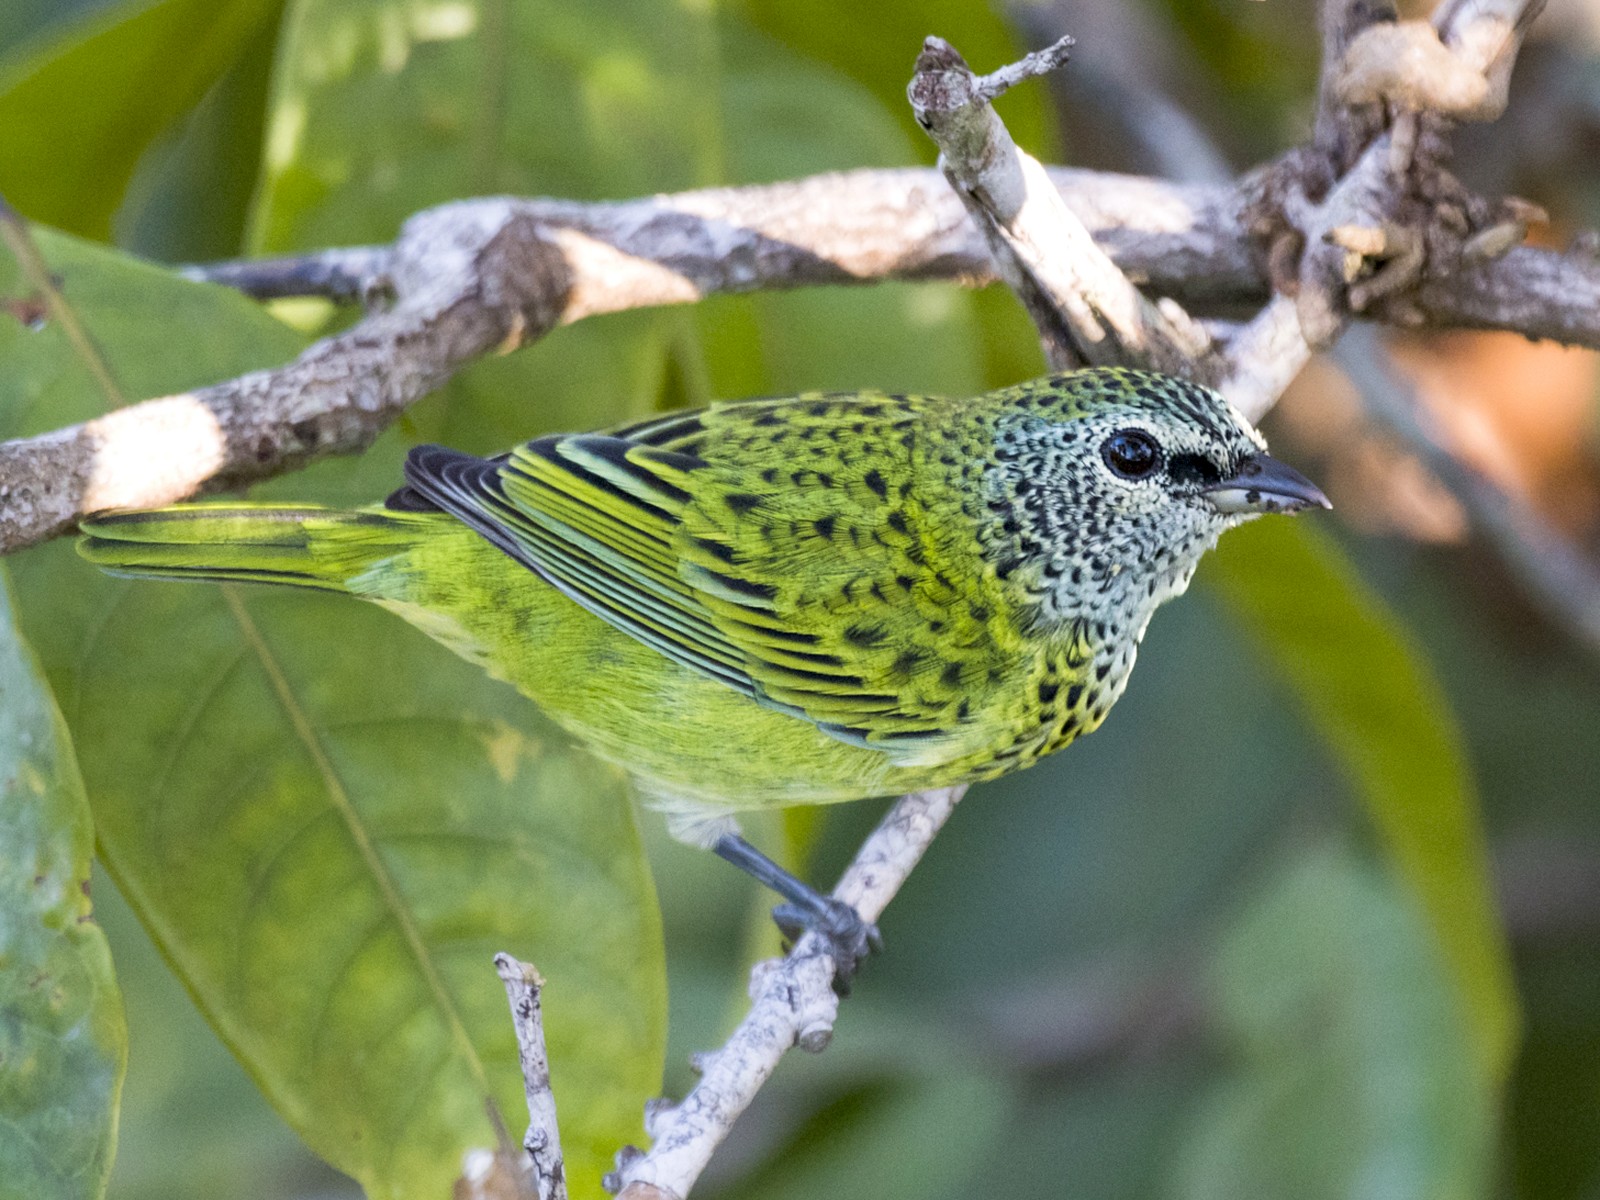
(386, 446), (514, 512)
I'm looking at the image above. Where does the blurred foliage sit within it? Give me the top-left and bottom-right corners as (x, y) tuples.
(0, 576), (125, 1200)
(1177, 846), (1493, 1200)
(1207, 518), (1515, 1081)
(1, 1), (1597, 1199)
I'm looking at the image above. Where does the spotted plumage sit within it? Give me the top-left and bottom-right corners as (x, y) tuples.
(79, 368), (1326, 846)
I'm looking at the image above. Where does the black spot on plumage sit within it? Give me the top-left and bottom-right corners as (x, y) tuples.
(969, 602), (990, 622)
(886, 510), (909, 534)
(904, 542), (925, 564)
(844, 623), (888, 647)
(761, 468), (778, 484)
(806, 400), (830, 416)
(724, 492), (762, 515)
(895, 574), (915, 592)
(753, 410), (782, 426)
(1065, 684), (1084, 708)
(890, 650), (924, 677)
(814, 514), (837, 539)
(863, 469), (888, 498)
(869, 580), (888, 603)
(693, 536), (737, 564)
(941, 661), (964, 688)
(956, 699), (971, 720)
(1038, 681), (1059, 704)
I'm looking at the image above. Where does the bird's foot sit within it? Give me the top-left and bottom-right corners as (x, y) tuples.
(772, 897), (883, 994)
(711, 832), (883, 992)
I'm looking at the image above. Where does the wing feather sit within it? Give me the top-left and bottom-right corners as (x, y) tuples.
(402, 394), (1012, 764)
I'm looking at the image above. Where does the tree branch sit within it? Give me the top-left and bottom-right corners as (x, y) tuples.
(4, 151), (1598, 554)
(495, 954), (567, 1200)
(605, 786), (966, 1200)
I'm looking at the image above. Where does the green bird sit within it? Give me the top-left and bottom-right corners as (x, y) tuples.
(79, 367), (1327, 973)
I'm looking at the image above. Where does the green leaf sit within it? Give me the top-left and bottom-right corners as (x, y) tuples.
(1177, 845), (1495, 1200)
(692, 18), (990, 404)
(2, 227), (667, 1200)
(114, 2), (288, 262)
(1202, 518), (1517, 1083)
(0, 571), (127, 1200)
(250, 0), (722, 252)
(0, 0), (282, 241)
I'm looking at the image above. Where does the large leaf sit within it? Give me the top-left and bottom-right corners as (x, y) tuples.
(1, 227), (667, 1199)
(114, 2), (287, 262)
(1176, 845), (1495, 1200)
(0, 572), (127, 1200)
(249, 0), (722, 252)
(1202, 518), (1517, 1083)
(0, 0), (281, 241)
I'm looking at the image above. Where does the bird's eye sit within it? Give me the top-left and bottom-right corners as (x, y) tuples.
(1102, 429), (1161, 480)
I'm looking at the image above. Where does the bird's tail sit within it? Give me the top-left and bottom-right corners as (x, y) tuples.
(77, 503), (433, 594)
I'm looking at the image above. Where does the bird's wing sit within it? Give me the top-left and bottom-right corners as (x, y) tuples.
(401, 396), (1012, 764)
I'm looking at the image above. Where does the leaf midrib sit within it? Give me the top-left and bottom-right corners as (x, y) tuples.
(221, 585), (497, 1109)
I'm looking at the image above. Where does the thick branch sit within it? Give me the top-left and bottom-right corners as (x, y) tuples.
(4, 160), (1598, 554)
(605, 786), (966, 1200)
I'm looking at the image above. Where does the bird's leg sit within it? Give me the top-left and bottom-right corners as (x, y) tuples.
(711, 833), (882, 989)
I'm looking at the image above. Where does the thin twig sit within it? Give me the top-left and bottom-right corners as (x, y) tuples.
(495, 954), (567, 1200)
(605, 786), (966, 1200)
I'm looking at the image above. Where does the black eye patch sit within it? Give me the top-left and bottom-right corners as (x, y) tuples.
(1166, 453), (1224, 487)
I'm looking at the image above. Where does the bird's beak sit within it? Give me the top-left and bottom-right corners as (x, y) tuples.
(1201, 453), (1331, 515)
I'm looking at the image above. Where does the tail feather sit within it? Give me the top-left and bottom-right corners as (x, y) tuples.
(78, 504), (426, 594)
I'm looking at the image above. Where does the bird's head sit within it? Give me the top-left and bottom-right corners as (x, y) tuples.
(976, 368), (1328, 638)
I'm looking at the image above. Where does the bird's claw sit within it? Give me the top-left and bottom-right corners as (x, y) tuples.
(772, 898), (882, 993)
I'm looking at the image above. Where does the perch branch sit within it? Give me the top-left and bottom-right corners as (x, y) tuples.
(606, 786), (966, 1200)
(495, 954), (567, 1200)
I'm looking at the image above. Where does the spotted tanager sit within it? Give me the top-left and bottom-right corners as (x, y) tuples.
(79, 367), (1328, 972)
